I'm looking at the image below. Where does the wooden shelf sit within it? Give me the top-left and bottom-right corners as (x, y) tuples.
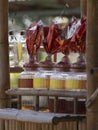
(6, 88), (87, 112)
(6, 88), (87, 98)
(10, 66), (23, 73)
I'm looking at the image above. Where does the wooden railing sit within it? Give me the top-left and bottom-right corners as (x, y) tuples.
(6, 88), (87, 113)
(0, 108), (86, 130)
(0, 88), (87, 130)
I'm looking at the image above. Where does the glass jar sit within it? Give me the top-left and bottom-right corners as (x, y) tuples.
(18, 67), (37, 110)
(65, 72), (87, 90)
(18, 69), (36, 88)
(65, 73), (80, 90)
(41, 70), (53, 89)
(33, 68), (53, 89)
(33, 68), (54, 110)
(50, 71), (65, 90)
(10, 73), (20, 88)
(33, 70), (44, 89)
(77, 72), (87, 89)
(17, 30), (29, 67)
(9, 30), (18, 66)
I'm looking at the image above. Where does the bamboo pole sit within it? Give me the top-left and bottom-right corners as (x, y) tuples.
(80, 0), (87, 17)
(0, 0), (10, 106)
(86, 0), (98, 130)
(0, 0), (10, 129)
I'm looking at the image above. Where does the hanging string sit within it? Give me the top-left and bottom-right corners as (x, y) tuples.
(60, 1), (70, 17)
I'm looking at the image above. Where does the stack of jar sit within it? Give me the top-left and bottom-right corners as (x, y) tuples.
(18, 68), (38, 110)
(33, 69), (85, 91)
(18, 67), (87, 112)
(64, 72), (87, 90)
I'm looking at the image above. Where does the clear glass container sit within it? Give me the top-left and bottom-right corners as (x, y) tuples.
(10, 73), (20, 88)
(33, 69), (53, 89)
(33, 70), (44, 89)
(50, 71), (65, 90)
(65, 72), (87, 90)
(9, 30), (18, 66)
(18, 67), (37, 110)
(77, 73), (87, 89)
(17, 30), (29, 67)
(18, 69), (35, 88)
(65, 73), (79, 90)
(33, 68), (54, 109)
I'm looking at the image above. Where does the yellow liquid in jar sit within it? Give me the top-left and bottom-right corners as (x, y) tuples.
(66, 79), (79, 89)
(18, 42), (22, 61)
(33, 78), (47, 89)
(66, 79), (73, 89)
(50, 79), (65, 89)
(34, 78), (50, 89)
(73, 80), (79, 89)
(33, 78), (43, 88)
(10, 73), (19, 88)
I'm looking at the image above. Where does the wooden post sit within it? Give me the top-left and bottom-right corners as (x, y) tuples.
(86, 0), (98, 130)
(80, 0), (87, 17)
(0, 0), (10, 129)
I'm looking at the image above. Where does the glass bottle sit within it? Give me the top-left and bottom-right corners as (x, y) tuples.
(17, 30), (29, 67)
(9, 30), (18, 66)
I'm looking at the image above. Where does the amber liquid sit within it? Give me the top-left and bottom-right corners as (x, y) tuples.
(18, 78), (34, 110)
(45, 78), (50, 89)
(49, 97), (74, 113)
(79, 79), (86, 89)
(21, 105), (34, 110)
(18, 78), (33, 88)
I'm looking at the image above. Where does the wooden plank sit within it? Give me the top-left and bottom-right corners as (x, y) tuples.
(9, 0), (80, 11)
(6, 88), (87, 98)
(54, 96), (59, 113)
(80, 0), (87, 17)
(9, 0), (80, 17)
(0, 108), (86, 124)
(86, 0), (98, 130)
(5, 120), (9, 130)
(10, 67), (23, 73)
(0, 1), (10, 130)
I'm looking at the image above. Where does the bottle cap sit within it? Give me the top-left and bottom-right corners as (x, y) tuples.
(20, 30), (25, 35)
(9, 30), (14, 35)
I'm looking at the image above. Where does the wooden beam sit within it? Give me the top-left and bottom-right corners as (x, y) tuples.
(86, 0), (98, 130)
(9, 0), (80, 13)
(9, 8), (80, 18)
(0, 1), (10, 130)
(80, 0), (87, 17)
(0, 0), (10, 107)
